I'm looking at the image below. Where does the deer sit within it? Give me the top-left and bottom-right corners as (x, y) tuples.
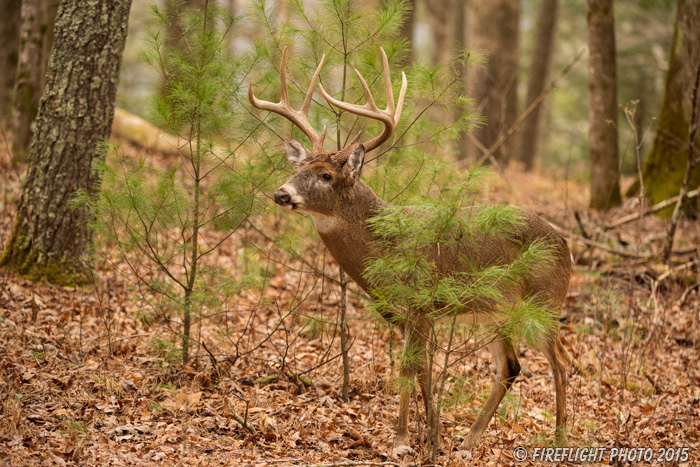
(249, 46), (572, 451)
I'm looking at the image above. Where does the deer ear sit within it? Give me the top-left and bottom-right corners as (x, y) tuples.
(284, 139), (310, 170)
(345, 144), (365, 181)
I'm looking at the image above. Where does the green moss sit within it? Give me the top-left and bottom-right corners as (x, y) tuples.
(0, 228), (89, 287)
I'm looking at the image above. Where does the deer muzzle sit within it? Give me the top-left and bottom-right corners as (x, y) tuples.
(274, 189), (291, 205)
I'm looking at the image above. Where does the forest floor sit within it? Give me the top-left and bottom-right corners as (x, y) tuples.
(1, 140), (699, 467)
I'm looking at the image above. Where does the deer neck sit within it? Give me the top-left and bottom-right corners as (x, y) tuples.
(312, 181), (388, 293)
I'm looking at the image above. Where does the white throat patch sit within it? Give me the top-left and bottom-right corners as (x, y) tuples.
(312, 213), (338, 233)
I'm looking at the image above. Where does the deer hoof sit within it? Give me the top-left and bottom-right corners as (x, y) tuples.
(460, 432), (481, 450)
(393, 433), (410, 448)
(392, 445), (415, 458)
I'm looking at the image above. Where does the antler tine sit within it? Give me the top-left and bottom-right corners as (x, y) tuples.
(302, 54), (326, 115)
(381, 48), (394, 114)
(318, 47), (408, 153)
(248, 46), (327, 153)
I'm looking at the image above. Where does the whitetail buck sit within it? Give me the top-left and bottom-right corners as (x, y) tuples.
(249, 47), (572, 450)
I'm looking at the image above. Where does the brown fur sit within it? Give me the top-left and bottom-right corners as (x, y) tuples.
(275, 142), (572, 449)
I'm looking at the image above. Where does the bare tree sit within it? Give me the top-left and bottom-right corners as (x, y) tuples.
(587, 0), (621, 210)
(518, 0), (558, 171)
(0, 0), (133, 284)
(0, 0), (20, 120)
(466, 0), (520, 163)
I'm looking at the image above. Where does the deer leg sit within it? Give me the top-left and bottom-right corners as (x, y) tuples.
(416, 349), (439, 452)
(395, 323), (431, 447)
(395, 329), (418, 447)
(543, 336), (568, 446)
(461, 338), (520, 449)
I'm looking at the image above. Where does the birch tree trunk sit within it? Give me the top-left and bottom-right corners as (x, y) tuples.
(587, 0), (621, 210)
(0, 0), (133, 285)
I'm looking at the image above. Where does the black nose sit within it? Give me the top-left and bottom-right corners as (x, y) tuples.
(274, 189), (291, 206)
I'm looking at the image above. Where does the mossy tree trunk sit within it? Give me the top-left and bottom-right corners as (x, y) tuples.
(12, 0), (59, 163)
(586, 0), (621, 210)
(518, 0), (558, 171)
(0, 0), (133, 285)
(631, 0), (700, 208)
(466, 0), (520, 163)
(0, 0), (21, 120)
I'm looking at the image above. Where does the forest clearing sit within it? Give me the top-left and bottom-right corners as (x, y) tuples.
(0, 0), (699, 466)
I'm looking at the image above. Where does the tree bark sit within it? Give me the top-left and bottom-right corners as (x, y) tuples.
(0, 0), (133, 285)
(631, 0), (700, 209)
(518, 0), (558, 171)
(398, 0), (415, 63)
(0, 0), (21, 120)
(586, 0), (621, 210)
(425, 0), (454, 65)
(12, 0), (56, 163)
(466, 0), (520, 163)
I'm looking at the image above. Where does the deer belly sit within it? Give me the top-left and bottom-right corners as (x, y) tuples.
(434, 312), (494, 326)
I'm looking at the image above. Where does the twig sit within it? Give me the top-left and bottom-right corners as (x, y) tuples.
(641, 368), (665, 394)
(265, 459), (303, 464)
(663, 60), (700, 260)
(574, 211), (591, 239)
(339, 268), (350, 402)
(231, 409), (256, 435)
(679, 282), (700, 306)
(655, 259), (698, 284)
(604, 188), (700, 230)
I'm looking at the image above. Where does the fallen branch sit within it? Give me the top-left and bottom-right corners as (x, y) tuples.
(603, 188), (700, 230)
(655, 258), (698, 284)
(546, 220), (651, 259)
(111, 108), (189, 157)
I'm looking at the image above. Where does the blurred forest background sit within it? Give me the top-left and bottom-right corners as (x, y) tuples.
(114, 0), (675, 174)
(0, 0), (699, 465)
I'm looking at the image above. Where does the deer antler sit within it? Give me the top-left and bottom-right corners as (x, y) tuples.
(319, 47), (407, 153)
(248, 47), (327, 153)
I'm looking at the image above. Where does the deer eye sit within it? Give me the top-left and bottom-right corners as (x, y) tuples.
(322, 173), (332, 181)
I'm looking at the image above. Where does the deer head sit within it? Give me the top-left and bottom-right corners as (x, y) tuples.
(248, 47), (407, 218)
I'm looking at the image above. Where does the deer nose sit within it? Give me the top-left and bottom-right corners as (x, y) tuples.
(274, 189), (292, 206)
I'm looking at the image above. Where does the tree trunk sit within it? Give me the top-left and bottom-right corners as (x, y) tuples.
(0, 0), (133, 285)
(12, 0), (55, 163)
(425, 0), (453, 65)
(586, 0), (621, 210)
(631, 0), (700, 209)
(0, 0), (21, 120)
(518, 0), (558, 171)
(398, 0), (415, 63)
(466, 0), (520, 163)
